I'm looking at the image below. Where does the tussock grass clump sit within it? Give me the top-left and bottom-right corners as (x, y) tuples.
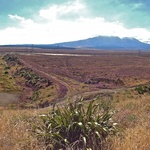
(33, 99), (118, 150)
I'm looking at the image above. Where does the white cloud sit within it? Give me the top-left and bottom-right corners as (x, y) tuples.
(8, 14), (24, 21)
(0, 0), (150, 44)
(8, 14), (34, 28)
(128, 28), (150, 43)
(39, 0), (87, 20)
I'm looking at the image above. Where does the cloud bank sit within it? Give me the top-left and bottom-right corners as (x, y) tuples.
(0, 0), (150, 45)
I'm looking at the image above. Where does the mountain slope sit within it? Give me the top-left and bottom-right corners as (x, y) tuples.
(53, 36), (150, 50)
(1, 36), (150, 50)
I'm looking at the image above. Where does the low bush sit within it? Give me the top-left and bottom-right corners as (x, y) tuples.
(33, 99), (118, 150)
(135, 85), (150, 94)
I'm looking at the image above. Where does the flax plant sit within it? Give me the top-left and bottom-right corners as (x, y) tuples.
(33, 99), (118, 150)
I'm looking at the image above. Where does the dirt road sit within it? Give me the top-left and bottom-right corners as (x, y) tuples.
(0, 93), (19, 106)
(18, 55), (150, 105)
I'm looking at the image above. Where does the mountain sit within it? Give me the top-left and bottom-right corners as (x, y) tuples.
(1, 36), (150, 50)
(52, 36), (150, 50)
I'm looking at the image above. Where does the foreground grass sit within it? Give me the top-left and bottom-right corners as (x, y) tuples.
(0, 108), (35, 150)
(0, 90), (150, 150)
(111, 91), (150, 150)
(112, 123), (150, 150)
(0, 107), (46, 150)
(0, 55), (150, 149)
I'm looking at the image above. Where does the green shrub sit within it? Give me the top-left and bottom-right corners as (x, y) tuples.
(4, 66), (11, 70)
(33, 99), (118, 150)
(135, 85), (150, 94)
(4, 71), (9, 75)
(31, 91), (41, 101)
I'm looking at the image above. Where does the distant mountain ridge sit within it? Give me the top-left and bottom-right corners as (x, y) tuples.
(52, 36), (150, 50)
(1, 36), (150, 50)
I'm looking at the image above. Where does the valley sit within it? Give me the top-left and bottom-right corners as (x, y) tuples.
(1, 49), (150, 107)
(0, 48), (150, 149)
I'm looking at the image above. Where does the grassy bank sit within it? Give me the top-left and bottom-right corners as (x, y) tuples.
(0, 54), (149, 149)
(0, 91), (150, 149)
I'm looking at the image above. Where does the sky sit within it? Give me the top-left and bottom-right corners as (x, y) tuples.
(0, 0), (150, 45)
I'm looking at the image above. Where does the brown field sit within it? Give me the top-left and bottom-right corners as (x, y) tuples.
(18, 50), (150, 90)
(1, 48), (150, 105)
(0, 48), (150, 149)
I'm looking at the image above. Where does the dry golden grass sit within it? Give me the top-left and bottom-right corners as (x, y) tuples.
(111, 92), (150, 150)
(0, 109), (37, 150)
(0, 55), (150, 149)
(112, 123), (150, 150)
(0, 107), (52, 150)
(0, 91), (150, 150)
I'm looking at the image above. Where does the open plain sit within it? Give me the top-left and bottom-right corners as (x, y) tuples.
(0, 48), (150, 149)
(0, 48), (150, 106)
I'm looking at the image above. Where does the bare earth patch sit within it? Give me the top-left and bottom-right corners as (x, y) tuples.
(0, 93), (19, 106)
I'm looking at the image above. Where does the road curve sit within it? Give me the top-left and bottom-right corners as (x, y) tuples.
(18, 55), (150, 105)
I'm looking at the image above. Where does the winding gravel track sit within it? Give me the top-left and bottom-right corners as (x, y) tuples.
(18, 56), (150, 105)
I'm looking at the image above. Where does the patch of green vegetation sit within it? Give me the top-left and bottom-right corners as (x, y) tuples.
(8, 103), (17, 109)
(1, 54), (57, 107)
(34, 86), (57, 106)
(15, 68), (52, 90)
(135, 85), (150, 94)
(4, 71), (9, 75)
(4, 66), (11, 70)
(31, 91), (41, 101)
(0, 57), (20, 93)
(127, 114), (137, 122)
(2, 54), (21, 66)
(33, 99), (118, 150)
(124, 102), (136, 110)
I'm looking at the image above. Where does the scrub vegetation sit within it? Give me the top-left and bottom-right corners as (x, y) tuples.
(0, 50), (150, 150)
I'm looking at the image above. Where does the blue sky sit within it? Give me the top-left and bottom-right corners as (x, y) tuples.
(0, 0), (150, 44)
